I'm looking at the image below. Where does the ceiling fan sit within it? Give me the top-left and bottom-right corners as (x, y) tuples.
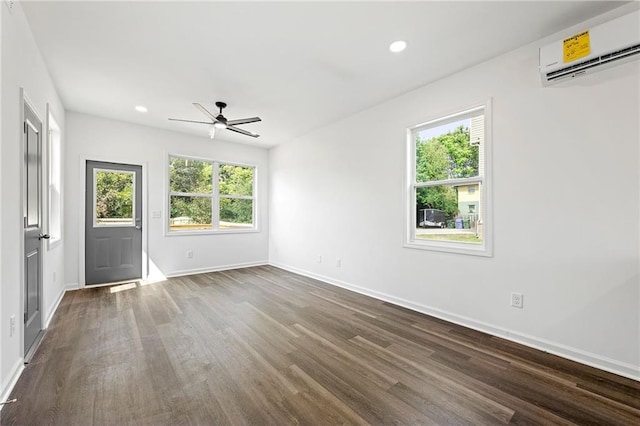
(169, 101), (261, 138)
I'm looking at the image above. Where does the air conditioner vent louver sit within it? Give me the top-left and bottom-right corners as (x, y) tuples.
(547, 58), (600, 78)
(602, 43), (640, 60)
(540, 10), (640, 86)
(547, 43), (640, 82)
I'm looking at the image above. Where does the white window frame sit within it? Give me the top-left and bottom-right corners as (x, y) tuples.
(46, 108), (62, 249)
(166, 154), (258, 235)
(404, 100), (493, 257)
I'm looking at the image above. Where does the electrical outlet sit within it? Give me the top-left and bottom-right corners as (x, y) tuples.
(511, 292), (524, 309)
(186, 250), (193, 259)
(317, 255), (322, 263)
(9, 315), (15, 337)
(336, 258), (341, 267)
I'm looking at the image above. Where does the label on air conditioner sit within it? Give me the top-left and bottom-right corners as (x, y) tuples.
(563, 30), (590, 63)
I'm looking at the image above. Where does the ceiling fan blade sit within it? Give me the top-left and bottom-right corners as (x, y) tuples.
(227, 125), (260, 138)
(226, 117), (261, 126)
(193, 103), (218, 121)
(168, 118), (213, 125)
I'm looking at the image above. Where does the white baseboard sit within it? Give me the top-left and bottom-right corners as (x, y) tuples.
(270, 262), (640, 382)
(167, 260), (269, 278)
(64, 282), (79, 291)
(44, 285), (71, 329)
(0, 358), (24, 412)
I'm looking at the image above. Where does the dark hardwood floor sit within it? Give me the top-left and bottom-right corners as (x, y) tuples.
(2, 266), (639, 425)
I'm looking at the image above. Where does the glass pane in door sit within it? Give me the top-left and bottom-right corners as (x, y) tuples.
(94, 169), (135, 226)
(26, 123), (40, 226)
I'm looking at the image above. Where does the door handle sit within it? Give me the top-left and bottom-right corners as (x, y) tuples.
(38, 233), (50, 240)
(135, 226), (141, 230)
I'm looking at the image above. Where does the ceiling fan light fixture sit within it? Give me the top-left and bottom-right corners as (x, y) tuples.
(213, 121), (227, 130)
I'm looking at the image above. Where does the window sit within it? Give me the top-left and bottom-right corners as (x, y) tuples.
(406, 102), (492, 256)
(169, 157), (213, 230)
(168, 155), (256, 233)
(47, 112), (62, 247)
(94, 169), (135, 226)
(218, 164), (254, 229)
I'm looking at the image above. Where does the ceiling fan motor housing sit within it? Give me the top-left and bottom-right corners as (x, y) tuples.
(215, 101), (228, 124)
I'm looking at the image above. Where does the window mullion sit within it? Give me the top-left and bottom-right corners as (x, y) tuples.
(252, 166), (256, 227)
(414, 177), (483, 189)
(219, 194), (253, 200)
(213, 161), (220, 231)
(169, 191), (213, 198)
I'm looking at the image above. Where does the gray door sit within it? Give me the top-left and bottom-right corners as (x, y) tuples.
(85, 161), (142, 285)
(24, 102), (46, 356)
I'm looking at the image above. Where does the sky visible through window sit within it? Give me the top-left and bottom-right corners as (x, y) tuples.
(417, 118), (469, 141)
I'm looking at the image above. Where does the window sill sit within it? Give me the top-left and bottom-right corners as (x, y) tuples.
(165, 228), (260, 237)
(404, 239), (492, 257)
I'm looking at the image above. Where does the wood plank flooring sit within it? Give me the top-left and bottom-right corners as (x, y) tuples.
(2, 266), (639, 425)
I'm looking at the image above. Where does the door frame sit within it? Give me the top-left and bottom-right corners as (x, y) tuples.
(78, 156), (148, 288)
(20, 89), (45, 360)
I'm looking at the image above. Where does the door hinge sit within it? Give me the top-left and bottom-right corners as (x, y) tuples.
(23, 121), (27, 134)
(24, 312), (27, 323)
(24, 216), (27, 228)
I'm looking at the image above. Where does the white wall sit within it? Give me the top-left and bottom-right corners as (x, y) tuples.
(64, 112), (269, 286)
(1, 2), (66, 402)
(0, 2), (4, 402)
(269, 9), (640, 379)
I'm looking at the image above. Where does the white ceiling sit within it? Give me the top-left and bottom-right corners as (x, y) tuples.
(22, 1), (625, 147)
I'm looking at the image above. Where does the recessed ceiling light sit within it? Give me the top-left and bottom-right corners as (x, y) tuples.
(389, 40), (407, 53)
(135, 105), (148, 113)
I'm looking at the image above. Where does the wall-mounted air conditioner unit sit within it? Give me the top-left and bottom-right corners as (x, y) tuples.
(539, 9), (640, 86)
